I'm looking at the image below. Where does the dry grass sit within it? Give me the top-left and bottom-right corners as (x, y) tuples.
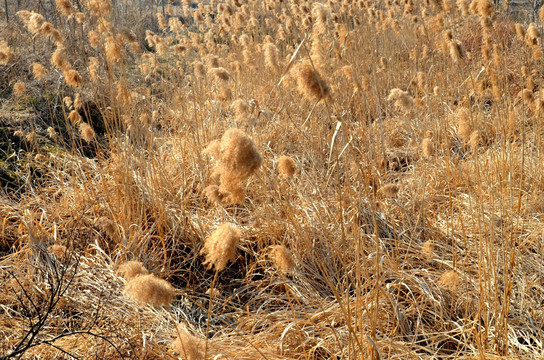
(1, 0), (544, 359)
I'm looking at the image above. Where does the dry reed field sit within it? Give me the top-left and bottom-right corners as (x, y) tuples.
(2, 0), (544, 358)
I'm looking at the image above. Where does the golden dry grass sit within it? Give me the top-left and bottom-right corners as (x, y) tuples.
(1, 0), (544, 359)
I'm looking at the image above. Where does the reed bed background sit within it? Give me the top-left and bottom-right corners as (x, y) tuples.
(1, 0), (544, 358)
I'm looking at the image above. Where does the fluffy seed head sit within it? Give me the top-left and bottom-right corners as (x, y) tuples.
(47, 127), (57, 139)
(32, 63), (46, 81)
(87, 0), (112, 16)
(55, 0), (73, 17)
(73, 93), (82, 110)
(117, 261), (148, 280)
(515, 23), (525, 39)
(457, 0), (469, 15)
(16, 10), (32, 24)
(105, 36), (124, 64)
(193, 61), (206, 77)
(75, 12), (86, 23)
(124, 274), (176, 306)
(210, 67), (230, 82)
(204, 129), (262, 204)
(270, 245), (296, 273)
(448, 40), (464, 62)
(231, 99), (250, 121)
(475, 0), (493, 16)
(203, 185), (230, 205)
(64, 96), (73, 109)
(88, 30), (100, 46)
(387, 88), (414, 111)
(48, 244), (67, 257)
(28, 13), (45, 34)
(205, 54), (220, 68)
(200, 223), (240, 272)
(68, 110), (81, 124)
(293, 61), (331, 101)
(239, 34), (250, 47)
(216, 129), (262, 182)
(79, 122), (96, 143)
(519, 89), (534, 104)
(51, 46), (71, 71)
(263, 42), (280, 70)
(13, 81), (26, 96)
(0, 40), (12, 65)
(171, 324), (205, 360)
(64, 69), (82, 87)
(438, 270), (460, 291)
(469, 130), (480, 151)
(277, 155), (297, 179)
(421, 138), (434, 158)
(526, 23), (540, 45)
(378, 183), (400, 198)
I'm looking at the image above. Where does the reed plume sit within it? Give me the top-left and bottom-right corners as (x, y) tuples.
(201, 223), (241, 272)
(171, 324), (205, 360)
(277, 155), (297, 179)
(32, 63), (46, 81)
(203, 129), (262, 205)
(270, 245), (296, 273)
(117, 261), (148, 280)
(293, 61), (330, 101)
(124, 274), (176, 307)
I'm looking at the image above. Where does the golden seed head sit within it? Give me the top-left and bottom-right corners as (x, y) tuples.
(124, 274), (176, 307)
(270, 245), (296, 273)
(200, 223), (241, 272)
(277, 155), (297, 179)
(117, 261), (149, 280)
(13, 81), (26, 96)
